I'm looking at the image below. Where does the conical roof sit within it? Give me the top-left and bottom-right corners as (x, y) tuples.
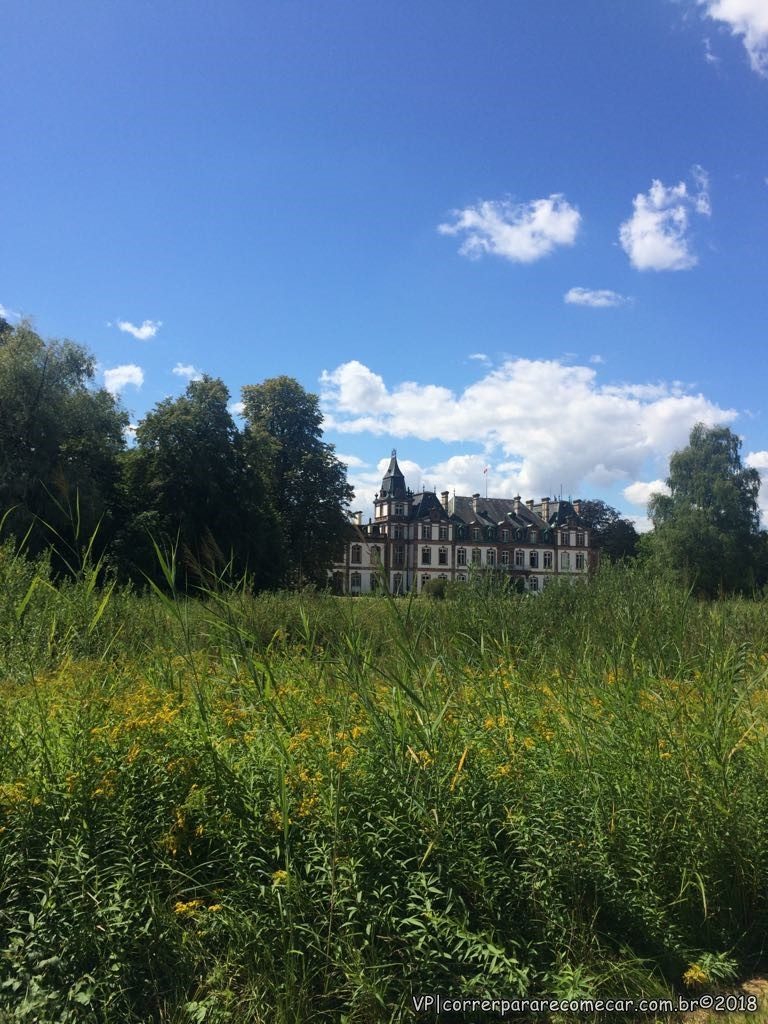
(379, 449), (407, 499)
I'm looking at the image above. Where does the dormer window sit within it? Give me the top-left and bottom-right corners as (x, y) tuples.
(529, 530), (537, 544)
(394, 503), (404, 516)
(472, 527), (481, 541)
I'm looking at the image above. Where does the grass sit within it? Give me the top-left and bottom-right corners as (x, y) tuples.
(1, 539), (768, 1021)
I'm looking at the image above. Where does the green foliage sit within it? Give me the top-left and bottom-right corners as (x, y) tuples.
(579, 499), (639, 562)
(241, 377), (353, 587)
(647, 423), (762, 595)
(0, 320), (127, 567)
(123, 375), (281, 589)
(2, 559), (768, 1020)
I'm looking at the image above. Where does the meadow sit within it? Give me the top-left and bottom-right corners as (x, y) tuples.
(1, 539), (768, 1022)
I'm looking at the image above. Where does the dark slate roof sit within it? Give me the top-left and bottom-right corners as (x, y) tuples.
(379, 450), (407, 500)
(410, 491), (451, 520)
(449, 495), (586, 531)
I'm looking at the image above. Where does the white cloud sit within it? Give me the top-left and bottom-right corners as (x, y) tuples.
(336, 452), (368, 469)
(228, 401), (245, 417)
(565, 287), (630, 308)
(0, 302), (20, 321)
(123, 423), (138, 443)
(104, 364), (144, 396)
(699, 0), (768, 75)
(746, 450), (768, 470)
(746, 450), (768, 522)
(321, 358), (735, 503)
(172, 362), (202, 381)
(438, 193), (581, 263)
(589, 355), (606, 365)
(469, 352), (490, 364)
(619, 168), (711, 271)
(115, 319), (162, 341)
(623, 479), (671, 507)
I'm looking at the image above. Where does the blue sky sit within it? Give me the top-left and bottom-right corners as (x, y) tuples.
(2, 1), (767, 525)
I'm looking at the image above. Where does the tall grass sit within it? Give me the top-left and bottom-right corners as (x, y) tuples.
(1, 544), (768, 1021)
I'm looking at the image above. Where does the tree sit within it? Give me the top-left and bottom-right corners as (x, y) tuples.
(578, 499), (639, 562)
(240, 376), (353, 586)
(0, 318), (127, 565)
(124, 375), (280, 587)
(647, 423), (761, 595)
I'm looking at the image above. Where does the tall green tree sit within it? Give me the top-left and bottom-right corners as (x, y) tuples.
(241, 376), (353, 586)
(578, 499), (639, 562)
(0, 318), (127, 564)
(125, 375), (279, 587)
(647, 423), (761, 595)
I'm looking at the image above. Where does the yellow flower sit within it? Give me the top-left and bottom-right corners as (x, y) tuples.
(272, 869), (289, 887)
(206, 904), (223, 913)
(683, 963), (708, 988)
(173, 898), (203, 916)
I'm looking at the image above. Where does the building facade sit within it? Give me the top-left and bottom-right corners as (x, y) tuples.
(332, 452), (595, 595)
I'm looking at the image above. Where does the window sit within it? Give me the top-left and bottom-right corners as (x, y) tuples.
(501, 550), (510, 566)
(438, 546), (448, 565)
(456, 547), (466, 566)
(543, 551), (553, 570)
(472, 527), (481, 541)
(394, 545), (405, 567)
(438, 573), (448, 580)
(576, 552), (585, 571)
(487, 549), (496, 567)
(501, 528), (509, 543)
(350, 572), (361, 591)
(515, 549), (524, 568)
(421, 574), (430, 589)
(421, 546), (432, 565)
(393, 524), (403, 539)
(529, 530), (537, 543)
(529, 576), (539, 592)
(392, 573), (403, 595)
(351, 544), (362, 564)
(471, 547), (481, 565)
(529, 550), (538, 568)
(560, 551), (571, 570)
(422, 523), (432, 540)
(439, 525), (448, 540)
(371, 545), (381, 564)
(456, 524), (465, 539)
(576, 532), (585, 546)
(456, 574), (467, 582)
(561, 531), (570, 546)
(370, 575), (378, 592)
(394, 503), (404, 516)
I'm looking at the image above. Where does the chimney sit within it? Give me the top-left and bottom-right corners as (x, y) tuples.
(353, 511), (362, 525)
(573, 499), (581, 515)
(513, 495), (521, 514)
(441, 490), (449, 510)
(541, 497), (550, 520)
(526, 499), (535, 510)
(472, 492), (480, 513)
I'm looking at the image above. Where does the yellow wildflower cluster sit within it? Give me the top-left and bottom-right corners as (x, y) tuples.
(683, 963), (709, 988)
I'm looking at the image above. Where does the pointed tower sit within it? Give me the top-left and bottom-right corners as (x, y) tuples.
(375, 449), (410, 519)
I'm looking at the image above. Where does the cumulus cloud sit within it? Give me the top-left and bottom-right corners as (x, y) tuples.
(115, 319), (162, 341)
(336, 453), (368, 469)
(746, 450), (768, 522)
(104, 364), (144, 396)
(0, 302), (20, 321)
(228, 401), (245, 417)
(321, 358), (735, 503)
(699, 0), (768, 75)
(172, 362), (202, 381)
(438, 194), (581, 263)
(619, 168), (711, 271)
(623, 479), (671, 507)
(565, 287), (630, 308)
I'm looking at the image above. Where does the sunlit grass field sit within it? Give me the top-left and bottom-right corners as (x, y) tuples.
(2, 540), (768, 1022)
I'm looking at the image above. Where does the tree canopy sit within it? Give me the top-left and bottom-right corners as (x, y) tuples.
(578, 499), (639, 562)
(0, 318), (127, 563)
(241, 376), (353, 586)
(647, 423), (762, 595)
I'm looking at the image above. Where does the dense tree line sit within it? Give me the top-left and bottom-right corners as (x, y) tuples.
(0, 318), (352, 589)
